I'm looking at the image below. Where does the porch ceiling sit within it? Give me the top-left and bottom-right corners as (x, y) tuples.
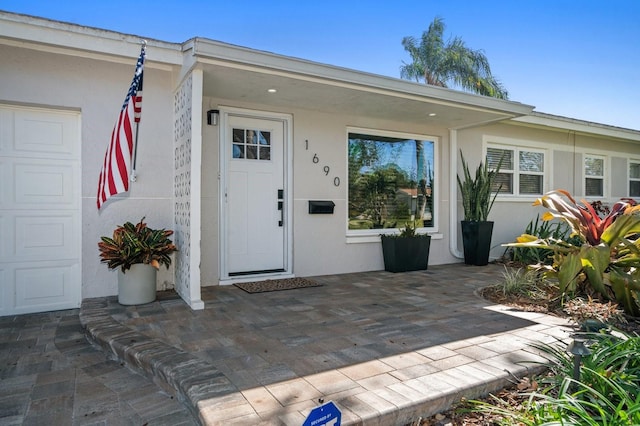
(193, 38), (534, 129)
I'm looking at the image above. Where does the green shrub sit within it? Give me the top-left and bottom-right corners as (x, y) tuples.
(472, 331), (640, 425)
(499, 266), (548, 299)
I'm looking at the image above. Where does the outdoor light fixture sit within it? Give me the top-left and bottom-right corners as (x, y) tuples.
(567, 334), (591, 384)
(207, 109), (219, 126)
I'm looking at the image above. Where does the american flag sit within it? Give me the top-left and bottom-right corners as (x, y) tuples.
(96, 45), (146, 209)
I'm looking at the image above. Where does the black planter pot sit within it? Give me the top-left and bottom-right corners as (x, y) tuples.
(461, 221), (494, 266)
(381, 235), (431, 273)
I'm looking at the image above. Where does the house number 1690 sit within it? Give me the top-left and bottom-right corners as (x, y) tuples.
(306, 139), (340, 186)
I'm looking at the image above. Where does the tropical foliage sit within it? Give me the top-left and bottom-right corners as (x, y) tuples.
(510, 214), (578, 265)
(400, 17), (508, 99)
(473, 331), (640, 425)
(498, 266), (548, 299)
(98, 218), (177, 272)
(507, 189), (640, 316)
(456, 150), (503, 222)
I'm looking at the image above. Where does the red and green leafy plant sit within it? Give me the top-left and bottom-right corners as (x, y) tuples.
(98, 218), (177, 273)
(507, 189), (640, 316)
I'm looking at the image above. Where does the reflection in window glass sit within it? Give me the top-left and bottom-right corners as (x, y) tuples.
(585, 156), (604, 197)
(520, 151), (544, 172)
(232, 144), (245, 159)
(231, 128), (271, 160)
(348, 132), (435, 231)
(585, 157), (604, 176)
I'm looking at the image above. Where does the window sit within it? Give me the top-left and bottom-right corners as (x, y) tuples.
(486, 145), (545, 196)
(232, 128), (271, 160)
(585, 155), (604, 197)
(630, 160), (640, 197)
(348, 130), (436, 231)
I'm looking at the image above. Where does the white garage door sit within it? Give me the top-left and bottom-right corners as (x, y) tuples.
(0, 105), (81, 316)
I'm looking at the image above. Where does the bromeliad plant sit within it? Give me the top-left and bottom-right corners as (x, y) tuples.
(510, 214), (578, 266)
(507, 189), (640, 316)
(98, 218), (177, 273)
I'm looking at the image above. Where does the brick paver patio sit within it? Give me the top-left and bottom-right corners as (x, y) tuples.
(80, 263), (572, 425)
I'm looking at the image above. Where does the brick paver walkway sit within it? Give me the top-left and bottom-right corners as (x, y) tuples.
(79, 264), (571, 425)
(0, 309), (194, 425)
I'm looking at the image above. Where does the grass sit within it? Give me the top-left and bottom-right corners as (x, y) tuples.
(480, 266), (560, 315)
(499, 266), (546, 298)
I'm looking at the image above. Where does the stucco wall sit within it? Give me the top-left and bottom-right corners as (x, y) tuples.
(200, 101), (220, 286)
(0, 44), (176, 298)
(457, 121), (640, 261)
(200, 97), (459, 283)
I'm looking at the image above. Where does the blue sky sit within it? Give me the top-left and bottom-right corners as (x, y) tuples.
(2, 0), (638, 130)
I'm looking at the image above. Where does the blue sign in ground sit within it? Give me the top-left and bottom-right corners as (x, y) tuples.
(302, 401), (341, 426)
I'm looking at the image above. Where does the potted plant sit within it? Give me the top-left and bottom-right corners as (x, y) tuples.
(380, 222), (431, 272)
(456, 149), (503, 266)
(98, 217), (177, 305)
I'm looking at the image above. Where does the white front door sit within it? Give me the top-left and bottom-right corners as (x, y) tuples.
(0, 105), (81, 316)
(222, 112), (289, 278)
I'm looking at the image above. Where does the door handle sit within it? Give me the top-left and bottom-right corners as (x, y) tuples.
(277, 189), (284, 227)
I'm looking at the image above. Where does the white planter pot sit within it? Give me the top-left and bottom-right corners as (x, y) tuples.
(117, 264), (157, 305)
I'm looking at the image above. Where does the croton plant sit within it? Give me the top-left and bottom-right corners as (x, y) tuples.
(98, 218), (177, 273)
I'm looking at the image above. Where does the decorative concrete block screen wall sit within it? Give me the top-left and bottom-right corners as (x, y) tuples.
(173, 72), (204, 310)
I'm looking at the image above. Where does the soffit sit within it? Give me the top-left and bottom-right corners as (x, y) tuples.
(0, 13), (536, 129)
(191, 38), (534, 129)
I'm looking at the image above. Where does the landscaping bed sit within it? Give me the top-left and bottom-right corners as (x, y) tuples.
(413, 265), (640, 425)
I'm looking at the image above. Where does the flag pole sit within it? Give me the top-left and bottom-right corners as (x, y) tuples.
(130, 39), (147, 183)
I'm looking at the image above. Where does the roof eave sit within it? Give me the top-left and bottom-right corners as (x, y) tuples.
(512, 111), (640, 142)
(190, 37), (535, 118)
(0, 10), (182, 67)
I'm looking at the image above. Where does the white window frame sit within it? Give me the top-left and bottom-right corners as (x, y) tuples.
(629, 158), (640, 198)
(584, 154), (606, 198)
(345, 127), (440, 238)
(485, 143), (547, 198)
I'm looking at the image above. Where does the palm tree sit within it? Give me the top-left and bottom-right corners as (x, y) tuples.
(400, 17), (508, 99)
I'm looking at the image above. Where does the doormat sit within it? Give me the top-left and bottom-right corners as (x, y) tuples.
(234, 277), (322, 294)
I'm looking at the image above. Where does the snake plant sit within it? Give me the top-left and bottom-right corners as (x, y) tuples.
(456, 149), (503, 222)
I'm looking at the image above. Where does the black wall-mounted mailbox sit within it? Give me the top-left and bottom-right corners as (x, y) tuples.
(308, 200), (335, 214)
